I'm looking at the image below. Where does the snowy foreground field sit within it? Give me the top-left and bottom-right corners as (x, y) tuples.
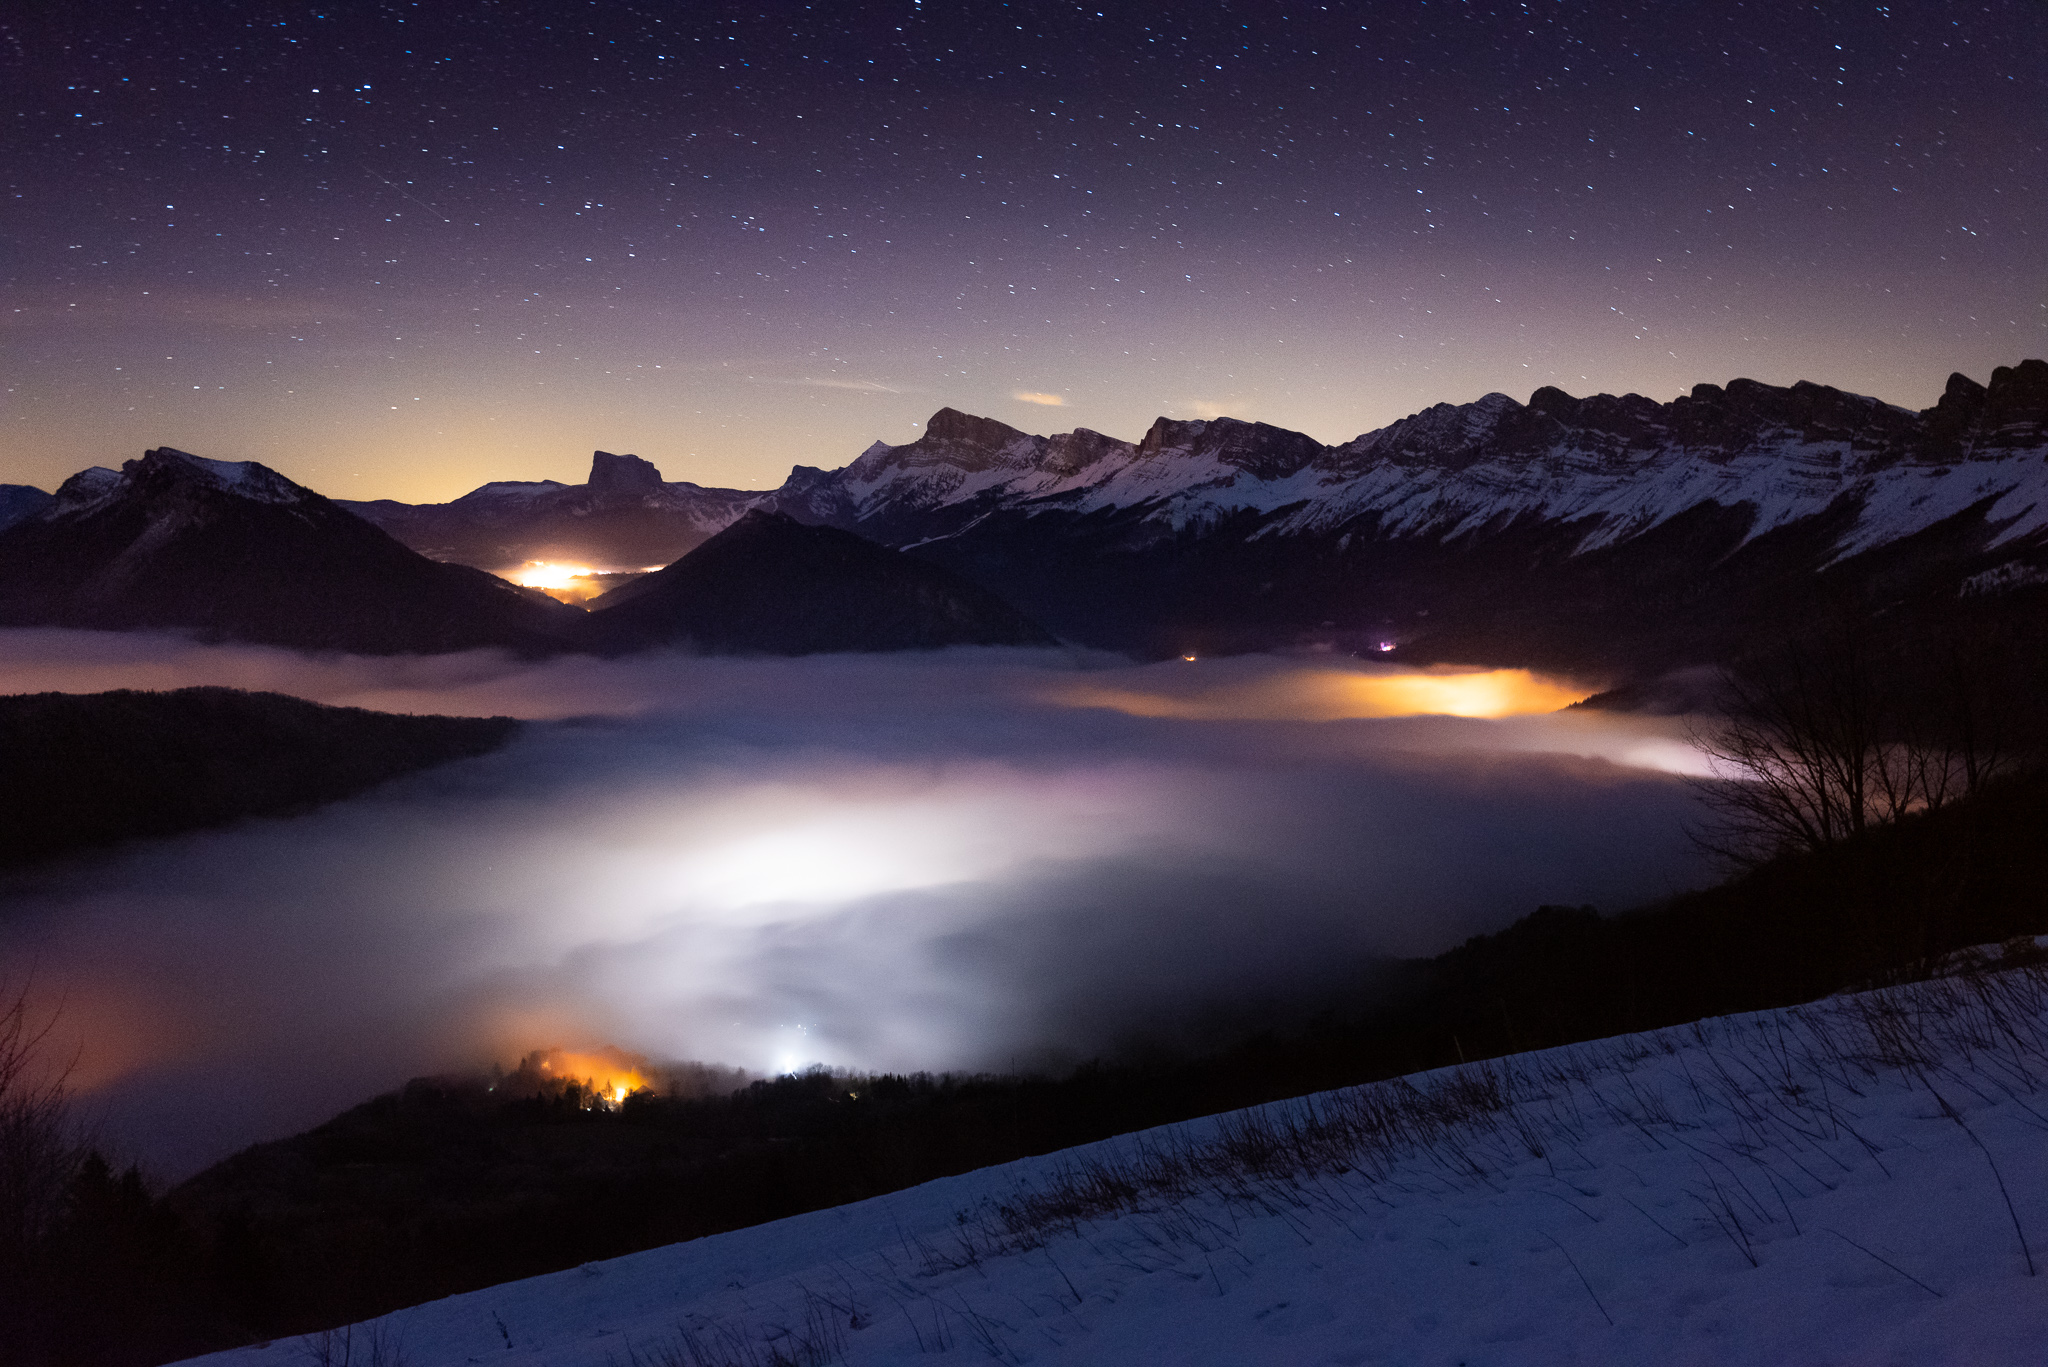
(185, 966), (2048, 1367)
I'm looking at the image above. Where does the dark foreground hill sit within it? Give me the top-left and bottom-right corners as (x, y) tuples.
(580, 509), (1057, 654)
(0, 449), (581, 655)
(17, 760), (2037, 1363)
(0, 688), (519, 871)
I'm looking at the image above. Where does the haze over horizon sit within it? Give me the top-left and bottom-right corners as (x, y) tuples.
(6, 1), (2041, 502)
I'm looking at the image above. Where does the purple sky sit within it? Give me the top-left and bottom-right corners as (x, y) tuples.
(5, 1), (2041, 501)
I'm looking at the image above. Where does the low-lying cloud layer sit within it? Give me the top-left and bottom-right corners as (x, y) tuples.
(0, 631), (1716, 1177)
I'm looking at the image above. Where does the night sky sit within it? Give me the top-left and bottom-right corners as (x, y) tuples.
(6, 1), (2041, 502)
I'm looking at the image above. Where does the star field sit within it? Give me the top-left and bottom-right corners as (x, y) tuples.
(4, 1), (2041, 499)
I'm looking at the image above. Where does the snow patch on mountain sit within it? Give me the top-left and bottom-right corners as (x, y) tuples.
(448, 479), (573, 506)
(148, 449), (315, 506)
(49, 466), (126, 516)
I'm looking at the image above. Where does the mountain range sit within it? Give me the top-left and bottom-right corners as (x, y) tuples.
(339, 449), (755, 569)
(0, 448), (1051, 657)
(6, 359), (2044, 670)
(0, 448), (581, 655)
(344, 358), (2048, 670)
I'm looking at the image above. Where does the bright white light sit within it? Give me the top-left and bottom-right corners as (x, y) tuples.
(682, 819), (962, 909)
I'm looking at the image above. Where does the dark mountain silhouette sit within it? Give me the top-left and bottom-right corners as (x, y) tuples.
(339, 449), (756, 570)
(580, 509), (1056, 654)
(0, 448), (582, 654)
(0, 483), (53, 532)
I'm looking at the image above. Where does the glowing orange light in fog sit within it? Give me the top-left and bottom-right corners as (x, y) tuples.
(498, 562), (635, 606)
(508, 561), (597, 590)
(1046, 664), (1588, 721)
(536, 1048), (650, 1105)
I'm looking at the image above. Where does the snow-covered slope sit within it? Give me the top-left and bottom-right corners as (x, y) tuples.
(182, 961), (2048, 1366)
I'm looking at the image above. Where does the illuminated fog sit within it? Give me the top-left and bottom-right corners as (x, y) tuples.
(0, 632), (1716, 1177)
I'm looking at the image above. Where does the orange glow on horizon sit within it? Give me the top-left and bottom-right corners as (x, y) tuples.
(19, 983), (206, 1096)
(1045, 662), (1590, 721)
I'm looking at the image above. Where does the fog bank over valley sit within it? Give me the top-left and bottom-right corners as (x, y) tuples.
(0, 631), (1715, 1177)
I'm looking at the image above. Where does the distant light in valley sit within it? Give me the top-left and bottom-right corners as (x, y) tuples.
(503, 560), (630, 604)
(1047, 662), (1589, 721)
(509, 561), (596, 590)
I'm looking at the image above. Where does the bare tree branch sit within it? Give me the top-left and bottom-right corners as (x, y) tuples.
(1685, 617), (2018, 868)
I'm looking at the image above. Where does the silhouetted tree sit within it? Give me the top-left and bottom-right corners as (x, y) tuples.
(0, 988), (78, 1286)
(1688, 614), (2028, 866)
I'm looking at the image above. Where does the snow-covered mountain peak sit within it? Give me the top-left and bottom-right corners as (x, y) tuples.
(1135, 414), (1208, 458)
(449, 479), (572, 507)
(50, 466), (123, 515)
(1337, 392), (1529, 471)
(851, 408), (1045, 481)
(121, 448), (316, 508)
(1136, 414), (1328, 483)
(1040, 425), (1134, 477)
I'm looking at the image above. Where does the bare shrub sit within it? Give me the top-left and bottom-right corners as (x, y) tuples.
(623, 1287), (848, 1367)
(1686, 619), (2022, 866)
(298, 1320), (411, 1367)
(0, 985), (80, 1286)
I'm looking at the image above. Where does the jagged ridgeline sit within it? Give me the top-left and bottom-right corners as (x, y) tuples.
(0, 688), (519, 870)
(4, 359), (2045, 666)
(350, 358), (2048, 668)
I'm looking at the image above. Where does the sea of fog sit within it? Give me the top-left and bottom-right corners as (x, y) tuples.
(0, 631), (1720, 1179)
